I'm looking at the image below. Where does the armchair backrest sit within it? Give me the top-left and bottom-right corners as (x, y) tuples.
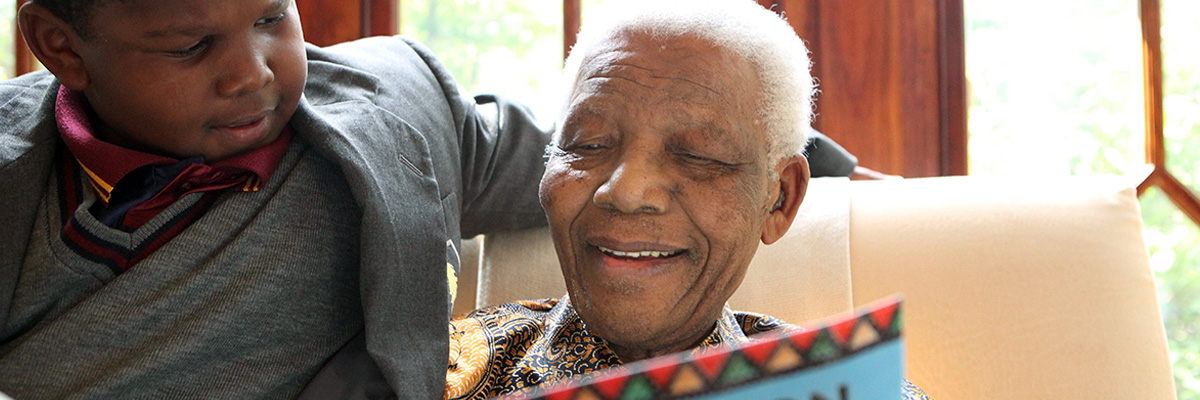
(464, 175), (1176, 400)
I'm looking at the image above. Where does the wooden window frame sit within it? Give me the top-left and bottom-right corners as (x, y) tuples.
(13, 1), (33, 75)
(1137, 0), (1200, 225)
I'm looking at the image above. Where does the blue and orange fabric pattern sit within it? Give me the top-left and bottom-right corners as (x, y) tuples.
(445, 296), (933, 400)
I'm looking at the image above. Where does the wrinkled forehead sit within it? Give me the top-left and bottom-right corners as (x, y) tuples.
(574, 30), (758, 98)
(564, 30), (766, 139)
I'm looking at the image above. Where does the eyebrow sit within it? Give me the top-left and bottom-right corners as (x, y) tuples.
(143, 25), (209, 39)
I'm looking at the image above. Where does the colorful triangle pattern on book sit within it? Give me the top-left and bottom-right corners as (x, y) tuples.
(510, 297), (904, 400)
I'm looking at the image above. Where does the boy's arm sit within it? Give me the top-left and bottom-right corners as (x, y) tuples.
(399, 37), (553, 238)
(295, 37), (553, 399)
(458, 93), (553, 237)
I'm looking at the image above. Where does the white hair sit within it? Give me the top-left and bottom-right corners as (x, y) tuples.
(559, 0), (816, 163)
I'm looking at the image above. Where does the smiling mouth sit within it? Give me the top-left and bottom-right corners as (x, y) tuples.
(596, 246), (685, 260)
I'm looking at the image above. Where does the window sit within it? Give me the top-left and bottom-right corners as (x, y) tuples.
(1156, 0), (1200, 396)
(1143, 186), (1200, 399)
(966, 1), (1199, 398)
(398, 0), (564, 120)
(394, 0), (628, 121)
(1163, 0), (1200, 195)
(2, 1), (15, 80)
(966, 0), (1144, 176)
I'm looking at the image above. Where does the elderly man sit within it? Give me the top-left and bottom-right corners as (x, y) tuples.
(443, 1), (930, 399)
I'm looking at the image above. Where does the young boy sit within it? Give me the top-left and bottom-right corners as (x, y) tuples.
(0, 0), (550, 398)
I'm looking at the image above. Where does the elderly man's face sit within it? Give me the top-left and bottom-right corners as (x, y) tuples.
(540, 32), (805, 361)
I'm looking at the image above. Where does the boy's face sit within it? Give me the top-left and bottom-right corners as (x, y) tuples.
(75, 0), (306, 162)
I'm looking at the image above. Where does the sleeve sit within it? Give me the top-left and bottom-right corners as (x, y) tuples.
(398, 37), (554, 239)
(456, 94), (553, 237)
(804, 130), (859, 178)
(297, 37), (555, 399)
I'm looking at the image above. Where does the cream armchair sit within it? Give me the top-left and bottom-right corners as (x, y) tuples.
(452, 175), (1177, 400)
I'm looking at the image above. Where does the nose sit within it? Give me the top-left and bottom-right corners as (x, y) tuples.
(216, 40), (274, 97)
(593, 152), (671, 214)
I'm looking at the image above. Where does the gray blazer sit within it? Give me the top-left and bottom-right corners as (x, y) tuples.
(0, 36), (551, 398)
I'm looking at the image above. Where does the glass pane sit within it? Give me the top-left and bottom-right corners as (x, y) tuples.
(1141, 187), (1200, 400)
(965, 0), (1144, 176)
(399, 0), (563, 120)
(2, 1), (15, 80)
(581, 0), (610, 21)
(1162, 0), (1200, 194)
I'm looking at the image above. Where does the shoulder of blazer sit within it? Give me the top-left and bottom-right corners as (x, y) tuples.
(302, 38), (449, 108)
(1, 72), (60, 170)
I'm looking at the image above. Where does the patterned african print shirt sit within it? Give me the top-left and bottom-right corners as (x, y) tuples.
(445, 295), (933, 400)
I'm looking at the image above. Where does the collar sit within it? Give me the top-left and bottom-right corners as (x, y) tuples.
(697, 304), (754, 349)
(54, 86), (290, 202)
(540, 295), (750, 363)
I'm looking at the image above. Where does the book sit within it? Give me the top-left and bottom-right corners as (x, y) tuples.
(505, 296), (904, 400)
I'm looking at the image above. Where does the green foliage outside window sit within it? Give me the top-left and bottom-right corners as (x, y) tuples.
(967, 0), (1145, 177)
(1145, 188), (1200, 398)
(1155, 0), (1200, 397)
(1, 2), (14, 80)
(967, 0), (1199, 398)
(399, 0), (562, 120)
(1163, 0), (1200, 196)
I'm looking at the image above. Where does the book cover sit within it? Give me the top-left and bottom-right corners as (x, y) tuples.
(505, 296), (904, 400)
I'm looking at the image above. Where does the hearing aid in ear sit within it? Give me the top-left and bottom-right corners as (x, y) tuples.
(771, 189), (785, 212)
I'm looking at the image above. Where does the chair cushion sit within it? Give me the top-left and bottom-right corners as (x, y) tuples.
(847, 175), (1175, 400)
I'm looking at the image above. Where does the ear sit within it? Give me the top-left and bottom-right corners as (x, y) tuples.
(761, 154), (810, 245)
(18, 2), (91, 90)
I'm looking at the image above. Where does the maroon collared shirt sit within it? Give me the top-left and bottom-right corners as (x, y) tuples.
(54, 86), (292, 271)
(56, 86), (291, 229)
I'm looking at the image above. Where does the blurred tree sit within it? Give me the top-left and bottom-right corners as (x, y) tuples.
(1163, 0), (1200, 195)
(2, 2), (15, 80)
(399, 0), (561, 118)
(966, 0), (1144, 177)
(1153, 0), (1200, 397)
(1144, 188), (1200, 399)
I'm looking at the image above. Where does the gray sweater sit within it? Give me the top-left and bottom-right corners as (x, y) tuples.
(3, 140), (362, 399)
